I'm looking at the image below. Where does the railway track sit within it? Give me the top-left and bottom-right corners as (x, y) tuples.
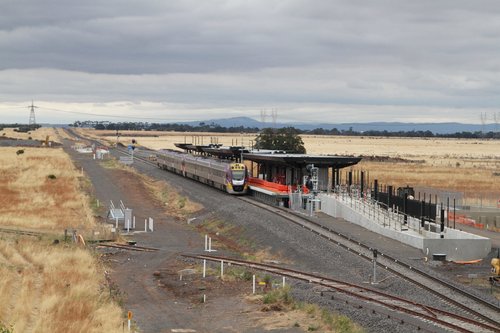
(0, 227), (46, 237)
(240, 197), (500, 328)
(97, 242), (160, 252)
(69, 134), (500, 329)
(184, 253), (500, 333)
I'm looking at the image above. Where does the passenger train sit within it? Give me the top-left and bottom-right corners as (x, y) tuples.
(156, 149), (249, 195)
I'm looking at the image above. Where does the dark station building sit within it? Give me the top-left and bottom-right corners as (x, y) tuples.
(174, 143), (361, 205)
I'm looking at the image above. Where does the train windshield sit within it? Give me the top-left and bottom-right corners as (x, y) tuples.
(232, 170), (246, 181)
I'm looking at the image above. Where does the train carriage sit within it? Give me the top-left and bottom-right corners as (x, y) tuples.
(156, 149), (248, 195)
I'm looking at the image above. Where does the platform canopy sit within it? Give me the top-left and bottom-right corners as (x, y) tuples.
(242, 153), (361, 169)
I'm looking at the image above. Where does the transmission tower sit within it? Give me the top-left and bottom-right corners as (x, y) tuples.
(260, 110), (267, 125)
(28, 101), (37, 129)
(480, 112), (487, 135)
(271, 109), (278, 128)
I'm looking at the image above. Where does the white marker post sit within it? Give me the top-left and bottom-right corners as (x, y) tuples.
(115, 217), (118, 230)
(252, 275), (256, 294)
(282, 276), (286, 288)
(145, 219), (147, 232)
(149, 218), (154, 232)
(207, 237), (216, 252)
(203, 259), (206, 278)
(204, 234), (208, 251)
(127, 311), (132, 331)
(220, 260), (224, 278)
(133, 216), (135, 229)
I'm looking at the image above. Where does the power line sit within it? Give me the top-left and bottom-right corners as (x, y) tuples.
(39, 106), (178, 121)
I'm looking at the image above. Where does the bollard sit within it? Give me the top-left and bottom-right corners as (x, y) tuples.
(253, 275), (256, 294)
(203, 259), (206, 278)
(282, 276), (286, 288)
(204, 234), (208, 251)
(220, 260), (224, 278)
(440, 208), (445, 238)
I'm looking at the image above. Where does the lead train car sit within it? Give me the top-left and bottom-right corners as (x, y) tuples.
(156, 149), (248, 195)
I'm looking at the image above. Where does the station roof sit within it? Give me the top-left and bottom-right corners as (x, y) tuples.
(242, 153), (361, 169)
(173, 143), (361, 168)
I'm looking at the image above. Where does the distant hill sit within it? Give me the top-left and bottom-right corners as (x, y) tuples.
(180, 117), (496, 134)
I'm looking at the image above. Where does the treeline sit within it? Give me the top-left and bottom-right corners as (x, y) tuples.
(73, 120), (260, 133)
(307, 127), (500, 139)
(71, 121), (500, 139)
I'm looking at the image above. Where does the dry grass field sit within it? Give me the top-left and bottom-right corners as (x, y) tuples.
(0, 147), (96, 230)
(0, 239), (122, 333)
(0, 127), (68, 143)
(79, 129), (499, 207)
(0, 147), (122, 332)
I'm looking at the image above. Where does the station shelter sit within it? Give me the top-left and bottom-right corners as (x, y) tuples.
(241, 151), (361, 205)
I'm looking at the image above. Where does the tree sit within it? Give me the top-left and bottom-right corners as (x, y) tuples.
(254, 127), (306, 153)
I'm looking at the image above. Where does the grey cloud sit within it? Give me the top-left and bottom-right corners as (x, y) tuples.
(1, 1), (500, 123)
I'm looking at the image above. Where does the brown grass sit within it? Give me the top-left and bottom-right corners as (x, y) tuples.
(1, 127), (64, 143)
(0, 238), (122, 333)
(0, 146), (122, 332)
(99, 157), (202, 219)
(0, 147), (97, 231)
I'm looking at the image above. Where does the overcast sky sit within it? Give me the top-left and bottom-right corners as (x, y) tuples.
(1, 1), (500, 124)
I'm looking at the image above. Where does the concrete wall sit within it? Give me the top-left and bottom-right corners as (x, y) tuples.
(422, 238), (491, 261)
(319, 194), (491, 261)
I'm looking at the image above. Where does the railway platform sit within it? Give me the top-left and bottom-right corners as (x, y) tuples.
(320, 193), (492, 261)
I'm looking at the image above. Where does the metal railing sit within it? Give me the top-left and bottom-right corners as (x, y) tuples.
(330, 188), (441, 235)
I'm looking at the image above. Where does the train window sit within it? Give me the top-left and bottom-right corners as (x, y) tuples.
(232, 170), (245, 181)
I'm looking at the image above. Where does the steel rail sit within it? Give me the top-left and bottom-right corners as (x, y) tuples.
(185, 253), (500, 333)
(97, 243), (159, 252)
(240, 197), (500, 327)
(0, 227), (46, 237)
